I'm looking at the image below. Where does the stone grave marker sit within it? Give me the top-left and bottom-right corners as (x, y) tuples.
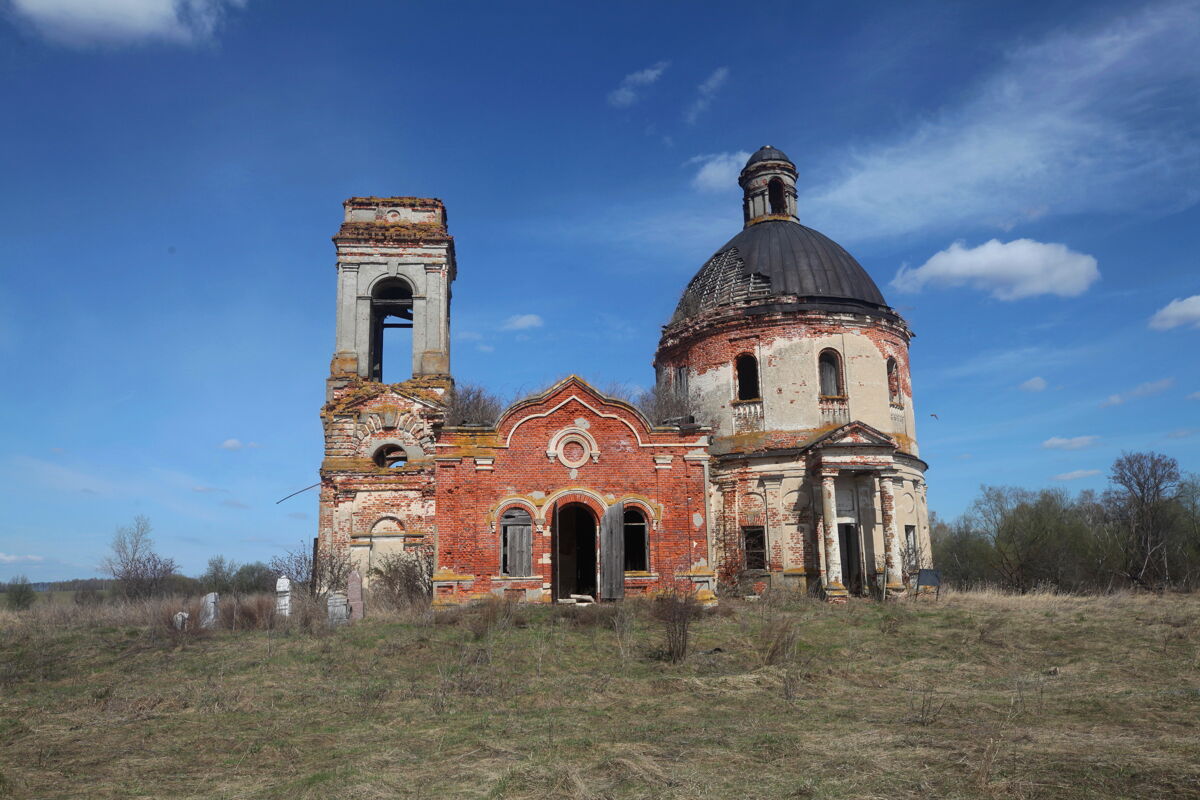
(275, 576), (291, 617)
(327, 591), (349, 626)
(173, 611), (190, 630)
(200, 592), (219, 629)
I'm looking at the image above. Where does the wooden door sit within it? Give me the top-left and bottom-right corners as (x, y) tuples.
(600, 501), (625, 601)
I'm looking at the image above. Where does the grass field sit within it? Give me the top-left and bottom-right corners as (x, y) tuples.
(1, 589), (1198, 799)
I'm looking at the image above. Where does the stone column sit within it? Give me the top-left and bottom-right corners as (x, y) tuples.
(762, 475), (783, 572)
(880, 474), (906, 597)
(916, 480), (932, 569)
(820, 470), (847, 599)
(334, 264), (359, 356)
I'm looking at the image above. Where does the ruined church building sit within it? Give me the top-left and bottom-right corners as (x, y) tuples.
(317, 147), (933, 602)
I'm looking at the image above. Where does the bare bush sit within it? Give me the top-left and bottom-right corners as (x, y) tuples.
(755, 616), (799, 666)
(652, 588), (701, 663)
(218, 593), (276, 631)
(269, 540), (351, 598)
(443, 383), (506, 426)
(4, 576), (35, 611)
(368, 548), (433, 611)
(101, 516), (179, 599)
(467, 596), (517, 640)
(635, 382), (694, 426)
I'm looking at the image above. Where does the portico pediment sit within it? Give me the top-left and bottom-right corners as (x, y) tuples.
(809, 420), (897, 451)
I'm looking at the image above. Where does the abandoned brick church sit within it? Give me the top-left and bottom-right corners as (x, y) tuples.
(316, 146), (933, 603)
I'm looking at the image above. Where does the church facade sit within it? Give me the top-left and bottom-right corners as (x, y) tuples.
(316, 148), (932, 603)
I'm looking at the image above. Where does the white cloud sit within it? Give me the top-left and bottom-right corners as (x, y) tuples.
(684, 66), (729, 124)
(1167, 429), (1196, 439)
(893, 239), (1099, 300)
(501, 314), (543, 331)
(191, 485), (224, 493)
(1149, 295), (1200, 330)
(1100, 377), (1175, 407)
(1043, 435), (1099, 450)
(688, 151), (751, 192)
(607, 61), (669, 108)
(801, 2), (1200, 239)
(0, 552), (44, 564)
(1019, 376), (1047, 392)
(221, 498), (249, 510)
(456, 331), (483, 341)
(477, 344), (495, 353)
(9, 0), (247, 47)
(1053, 469), (1101, 481)
(1190, 391), (1200, 401)
(219, 438), (243, 450)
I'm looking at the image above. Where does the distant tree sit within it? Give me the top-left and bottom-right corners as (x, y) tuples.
(443, 383), (507, 427)
(635, 383), (694, 426)
(232, 562), (276, 594)
(100, 515), (179, 599)
(929, 512), (993, 588)
(1106, 452), (1182, 589)
(4, 575), (36, 611)
(200, 556), (238, 595)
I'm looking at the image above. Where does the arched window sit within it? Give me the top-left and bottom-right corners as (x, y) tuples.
(369, 278), (414, 383)
(372, 444), (408, 468)
(818, 350), (844, 398)
(500, 508), (532, 576)
(886, 358), (902, 406)
(768, 178), (786, 215)
(623, 508), (649, 572)
(736, 354), (761, 401)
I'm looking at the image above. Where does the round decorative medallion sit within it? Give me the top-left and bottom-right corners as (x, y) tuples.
(557, 435), (591, 468)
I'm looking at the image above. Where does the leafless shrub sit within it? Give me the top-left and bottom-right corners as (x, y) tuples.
(755, 616), (799, 667)
(368, 548), (433, 611)
(101, 516), (179, 599)
(151, 598), (209, 648)
(72, 585), (104, 606)
(443, 383), (506, 426)
(908, 684), (947, 726)
(218, 593), (276, 631)
(635, 383), (694, 426)
(269, 540), (351, 598)
(651, 588), (701, 663)
(467, 596), (516, 640)
(4, 576), (35, 611)
(878, 609), (905, 636)
(978, 614), (1007, 645)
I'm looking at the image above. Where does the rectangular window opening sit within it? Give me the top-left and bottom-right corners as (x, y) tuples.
(743, 526), (766, 571)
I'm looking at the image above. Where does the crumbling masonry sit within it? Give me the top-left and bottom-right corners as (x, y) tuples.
(317, 147), (933, 603)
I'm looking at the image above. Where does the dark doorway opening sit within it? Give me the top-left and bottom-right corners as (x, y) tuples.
(839, 523), (864, 595)
(554, 504), (597, 599)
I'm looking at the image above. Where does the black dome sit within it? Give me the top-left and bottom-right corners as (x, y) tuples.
(744, 145), (792, 168)
(672, 220), (889, 322)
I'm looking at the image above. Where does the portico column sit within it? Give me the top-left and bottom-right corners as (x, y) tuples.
(916, 480), (932, 569)
(820, 469), (847, 599)
(880, 474), (906, 597)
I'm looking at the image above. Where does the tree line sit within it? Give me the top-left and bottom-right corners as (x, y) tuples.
(932, 451), (1200, 592)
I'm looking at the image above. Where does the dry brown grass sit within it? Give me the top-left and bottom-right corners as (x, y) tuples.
(1, 589), (1199, 798)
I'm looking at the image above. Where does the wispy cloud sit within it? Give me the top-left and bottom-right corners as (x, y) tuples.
(10, 0), (248, 47)
(1100, 377), (1175, 407)
(1019, 377), (1048, 392)
(607, 61), (669, 108)
(1053, 469), (1102, 481)
(1167, 428), (1196, 439)
(456, 331), (484, 342)
(687, 151), (751, 192)
(684, 67), (729, 124)
(1149, 295), (1200, 330)
(1190, 391), (1200, 401)
(1043, 435), (1099, 450)
(219, 438), (259, 451)
(500, 314), (543, 331)
(221, 498), (250, 510)
(893, 239), (1099, 300)
(286, 512), (308, 520)
(801, 2), (1200, 239)
(0, 552), (44, 564)
(191, 485), (224, 493)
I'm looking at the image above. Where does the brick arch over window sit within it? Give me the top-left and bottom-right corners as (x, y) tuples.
(735, 352), (761, 401)
(370, 516), (405, 534)
(353, 410), (433, 453)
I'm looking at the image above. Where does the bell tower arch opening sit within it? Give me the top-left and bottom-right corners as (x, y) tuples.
(369, 277), (414, 383)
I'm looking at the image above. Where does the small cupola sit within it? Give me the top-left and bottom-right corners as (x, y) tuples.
(739, 145), (798, 227)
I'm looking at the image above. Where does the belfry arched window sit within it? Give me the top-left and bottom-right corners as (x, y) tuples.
(736, 354), (761, 401)
(818, 350), (844, 398)
(768, 177), (786, 215)
(887, 358), (902, 406)
(369, 278), (414, 382)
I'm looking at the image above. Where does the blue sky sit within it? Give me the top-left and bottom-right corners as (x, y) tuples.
(1, 0), (1197, 580)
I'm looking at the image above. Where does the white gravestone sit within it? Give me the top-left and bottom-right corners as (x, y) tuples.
(173, 611), (190, 631)
(348, 570), (364, 621)
(327, 591), (349, 626)
(275, 576), (291, 618)
(200, 592), (219, 629)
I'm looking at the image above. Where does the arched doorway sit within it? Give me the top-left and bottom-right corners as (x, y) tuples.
(553, 503), (597, 600)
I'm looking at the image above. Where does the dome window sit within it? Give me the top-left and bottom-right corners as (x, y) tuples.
(887, 358), (902, 406)
(819, 350), (845, 398)
(768, 178), (786, 215)
(735, 354), (761, 401)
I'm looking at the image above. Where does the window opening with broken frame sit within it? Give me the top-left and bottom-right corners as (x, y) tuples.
(743, 526), (766, 571)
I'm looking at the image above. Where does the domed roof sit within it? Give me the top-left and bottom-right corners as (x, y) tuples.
(744, 145), (793, 168)
(671, 220), (889, 323)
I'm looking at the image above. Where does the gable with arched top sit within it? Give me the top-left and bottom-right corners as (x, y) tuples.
(495, 376), (655, 449)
